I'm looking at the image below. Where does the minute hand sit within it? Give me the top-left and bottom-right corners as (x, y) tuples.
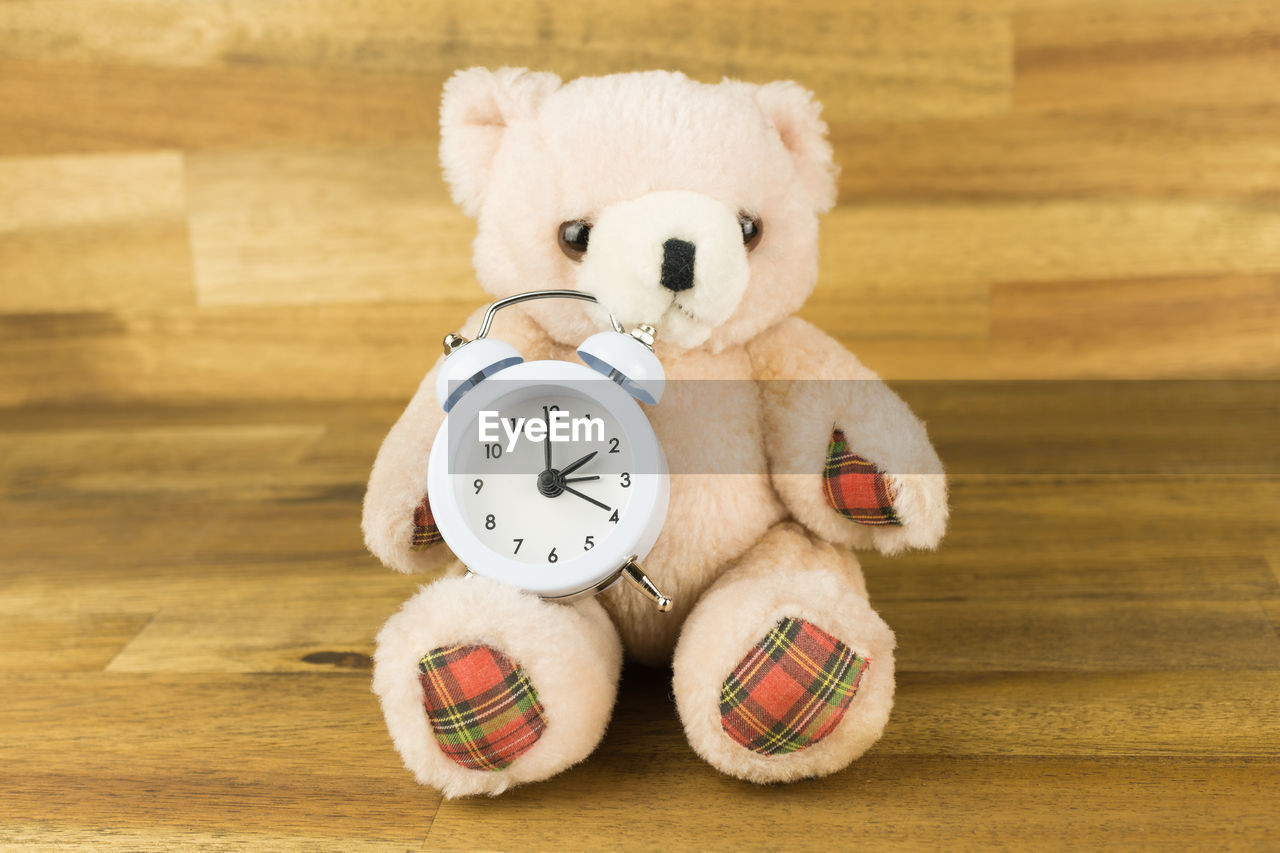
(558, 451), (597, 478)
(561, 484), (610, 512)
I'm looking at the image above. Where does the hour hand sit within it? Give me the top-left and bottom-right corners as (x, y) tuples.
(558, 451), (597, 478)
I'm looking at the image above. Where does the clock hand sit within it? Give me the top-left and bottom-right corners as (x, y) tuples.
(562, 475), (599, 484)
(558, 450), (597, 478)
(560, 484), (611, 512)
(541, 406), (553, 471)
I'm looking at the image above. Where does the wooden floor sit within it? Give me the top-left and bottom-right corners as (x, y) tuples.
(0, 394), (1276, 850)
(2, 0), (1280, 849)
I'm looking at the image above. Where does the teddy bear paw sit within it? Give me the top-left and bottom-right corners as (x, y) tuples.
(373, 576), (623, 797)
(672, 535), (896, 784)
(417, 643), (548, 771)
(719, 616), (871, 757)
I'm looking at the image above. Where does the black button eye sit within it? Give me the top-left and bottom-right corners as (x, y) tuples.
(739, 214), (763, 250)
(558, 220), (591, 261)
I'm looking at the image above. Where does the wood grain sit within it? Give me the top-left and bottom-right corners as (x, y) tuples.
(2, 0), (1279, 847)
(0, 152), (192, 312)
(0, 397), (1276, 848)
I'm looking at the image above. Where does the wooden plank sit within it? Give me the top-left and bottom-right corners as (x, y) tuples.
(870, 552), (1280, 603)
(0, 58), (440, 156)
(426, 757), (1280, 850)
(186, 147), (475, 306)
(0, 612), (153, 673)
(0, 827), (416, 853)
(990, 274), (1280, 378)
(0, 0), (1010, 157)
(104, 573), (420, 674)
(422, 668), (1279, 850)
(883, 599), (1280, 671)
(0, 672), (435, 847)
(822, 199), (1280, 301)
(1015, 0), (1280, 112)
(834, 106), (1280, 200)
(94, 578), (1280, 674)
(0, 152), (192, 312)
(0, 424), (326, 486)
(0, 301), (474, 407)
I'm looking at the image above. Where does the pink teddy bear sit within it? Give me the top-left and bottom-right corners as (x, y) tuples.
(365, 68), (948, 797)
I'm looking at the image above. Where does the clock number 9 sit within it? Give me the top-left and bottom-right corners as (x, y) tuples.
(473, 479), (483, 494)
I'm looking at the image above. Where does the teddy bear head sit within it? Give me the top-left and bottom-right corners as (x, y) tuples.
(440, 68), (838, 354)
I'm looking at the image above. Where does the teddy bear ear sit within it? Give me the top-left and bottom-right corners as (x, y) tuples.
(439, 67), (562, 217)
(753, 81), (840, 214)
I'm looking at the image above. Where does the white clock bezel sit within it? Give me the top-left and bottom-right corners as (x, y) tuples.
(426, 359), (668, 599)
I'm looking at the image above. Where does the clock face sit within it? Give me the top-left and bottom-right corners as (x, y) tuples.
(452, 391), (635, 566)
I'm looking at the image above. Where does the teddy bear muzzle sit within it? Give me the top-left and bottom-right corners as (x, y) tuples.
(576, 190), (750, 349)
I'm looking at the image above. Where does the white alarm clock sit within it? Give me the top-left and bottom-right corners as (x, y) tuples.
(426, 290), (673, 611)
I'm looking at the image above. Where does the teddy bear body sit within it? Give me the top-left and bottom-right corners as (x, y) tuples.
(365, 69), (947, 797)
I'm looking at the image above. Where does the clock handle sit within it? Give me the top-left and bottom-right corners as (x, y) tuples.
(620, 557), (673, 612)
(468, 289), (624, 345)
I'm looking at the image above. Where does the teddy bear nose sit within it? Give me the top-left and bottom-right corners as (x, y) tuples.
(659, 238), (696, 292)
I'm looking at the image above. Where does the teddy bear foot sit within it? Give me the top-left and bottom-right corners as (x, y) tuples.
(373, 574), (623, 797)
(672, 525), (897, 784)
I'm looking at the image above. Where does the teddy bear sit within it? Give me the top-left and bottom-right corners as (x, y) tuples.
(364, 67), (948, 798)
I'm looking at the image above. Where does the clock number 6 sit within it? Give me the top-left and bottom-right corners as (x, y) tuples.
(548, 547), (558, 563)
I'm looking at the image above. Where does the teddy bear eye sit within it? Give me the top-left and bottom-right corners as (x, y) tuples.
(558, 220), (591, 261)
(739, 214), (763, 251)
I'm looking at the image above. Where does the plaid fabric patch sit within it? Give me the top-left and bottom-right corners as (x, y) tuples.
(823, 429), (903, 526)
(720, 617), (870, 756)
(411, 493), (443, 550)
(418, 644), (547, 772)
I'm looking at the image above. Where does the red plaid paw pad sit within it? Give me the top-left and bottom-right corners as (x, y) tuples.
(418, 644), (547, 772)
(823, 429), (903, 526)
(410, 493), (443, 550)
(720, 617), (870, 756)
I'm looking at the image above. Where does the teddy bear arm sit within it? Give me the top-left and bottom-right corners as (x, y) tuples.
(362, 354), (455, 574)
(362, 306), (555, 574)
(748, 317), (949, 555)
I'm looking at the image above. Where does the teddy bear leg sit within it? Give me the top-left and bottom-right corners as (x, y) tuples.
(373, 574), (623, 797)
(672, 523), (896, 784)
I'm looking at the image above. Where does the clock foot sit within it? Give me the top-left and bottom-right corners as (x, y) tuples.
(621, 557), (673, 611)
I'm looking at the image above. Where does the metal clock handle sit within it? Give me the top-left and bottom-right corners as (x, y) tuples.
(444, 289), (628, 354)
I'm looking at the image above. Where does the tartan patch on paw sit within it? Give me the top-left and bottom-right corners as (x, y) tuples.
(720, 617), (870, 756)
(410, 493), (443, 550)
(823, 429), (902, 526)
(418, 644), (547, 772)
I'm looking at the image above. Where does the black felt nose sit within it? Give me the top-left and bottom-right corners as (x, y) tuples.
(660, 238), (696, 292)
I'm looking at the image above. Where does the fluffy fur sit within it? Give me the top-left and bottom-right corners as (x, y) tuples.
(365, 68), (948, 795)
(372, 575), (622, 797)
(672, 524), (895, 782)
